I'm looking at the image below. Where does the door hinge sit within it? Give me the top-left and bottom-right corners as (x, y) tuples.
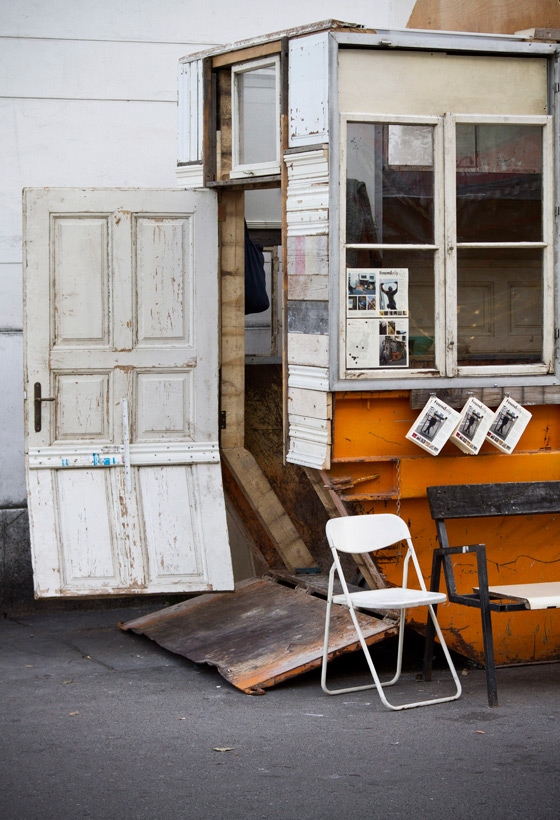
(555, 328), (560, 341)
(220, 410), (227, 430)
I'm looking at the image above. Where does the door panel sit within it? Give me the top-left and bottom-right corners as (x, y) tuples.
(24, 188), (233, 597)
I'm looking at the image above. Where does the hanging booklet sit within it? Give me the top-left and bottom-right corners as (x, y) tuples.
(450, 396), (496, 455)
(486, 396), (532, 454)
(405, 395), (461, 456)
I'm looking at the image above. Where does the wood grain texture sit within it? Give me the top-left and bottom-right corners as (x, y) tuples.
(407, 0), (560, 34)
(121, 577), (397, 694)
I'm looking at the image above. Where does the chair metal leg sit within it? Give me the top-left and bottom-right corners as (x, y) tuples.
(321, 596), (462, 710)
(423, 549), (443, 682)
(321, 593), (387, 698)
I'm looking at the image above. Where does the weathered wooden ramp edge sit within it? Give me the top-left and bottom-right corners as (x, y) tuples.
(120, 577), (398, 694)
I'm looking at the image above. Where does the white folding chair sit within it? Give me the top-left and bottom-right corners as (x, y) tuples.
(322, 514), (462, 710)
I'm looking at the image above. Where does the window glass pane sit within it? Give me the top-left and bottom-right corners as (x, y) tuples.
(456, 124), (543, 243)
(346, 250), (436, 370)
(347, 123), (434, 246)
(237, 65), (277, 166)
(457, 248), (542, 366)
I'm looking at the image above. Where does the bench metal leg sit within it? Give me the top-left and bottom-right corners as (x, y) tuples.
(475, 547), (499, 708)
(424, 544), (499, 707)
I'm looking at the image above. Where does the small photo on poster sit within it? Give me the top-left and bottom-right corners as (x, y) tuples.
(348, 270), (377, 298)
(378, 320), (408, 367)
(378, 269), (408, 316)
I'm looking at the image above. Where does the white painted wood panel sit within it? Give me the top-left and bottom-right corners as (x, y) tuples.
(339, 51), (548, 116)
(24, 187), (233, 597)
(288, 365), (330, 391)
(287, 332), (329, 367)
(56, 374), (111, 440)
(136, 216), (192, 343)
(289, 32), (329, 147)
(285, 149), (330, 236)
(287, 386), (332, 419)
(286, 413), (331, 470)
(287, 274), (329, 300)
(54, 217), (109, 344)
(178, 60), (204, 164)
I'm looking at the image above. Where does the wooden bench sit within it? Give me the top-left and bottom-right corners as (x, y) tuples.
(422, 481), (560, 707)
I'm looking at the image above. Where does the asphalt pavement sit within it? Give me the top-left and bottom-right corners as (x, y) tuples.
(1, 604), (559, 820)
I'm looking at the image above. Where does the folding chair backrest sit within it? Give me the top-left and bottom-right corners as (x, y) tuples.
(326, 514), (411, 555)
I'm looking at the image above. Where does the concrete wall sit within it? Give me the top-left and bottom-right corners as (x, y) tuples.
(0, 0), (415, 612)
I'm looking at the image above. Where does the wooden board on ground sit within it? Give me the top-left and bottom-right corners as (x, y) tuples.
(120, 577), (397, 694)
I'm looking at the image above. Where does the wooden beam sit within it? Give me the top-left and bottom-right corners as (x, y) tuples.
(280, 38), (290, 463)
(304, 468), (388, 592)
(212, 41), (282, 68)
(516, 27), (560, 41)
(219, 189), (245, 450)
(222, 447), (317, 572)
(202, 57), (216, 184)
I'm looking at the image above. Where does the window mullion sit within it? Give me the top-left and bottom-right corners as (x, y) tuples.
(442, 112), (457, 377)
(542, 118), (555, 370)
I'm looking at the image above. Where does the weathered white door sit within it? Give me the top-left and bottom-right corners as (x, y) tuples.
(23, 188), (234, 597)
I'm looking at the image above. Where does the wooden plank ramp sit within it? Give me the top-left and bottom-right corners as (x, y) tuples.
(120, 577), (397, 694)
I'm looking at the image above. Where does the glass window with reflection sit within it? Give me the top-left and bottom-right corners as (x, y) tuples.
(456, 123), (544, 367)
(232, 58), (280, 177)
(343, 118), (551, 377)
(345, 122), (438, 371)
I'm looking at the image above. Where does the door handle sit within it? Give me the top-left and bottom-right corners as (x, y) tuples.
(34, 382), (55, 432)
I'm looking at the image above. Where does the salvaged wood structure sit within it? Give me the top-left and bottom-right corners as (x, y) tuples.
(174, 20), (560, 671)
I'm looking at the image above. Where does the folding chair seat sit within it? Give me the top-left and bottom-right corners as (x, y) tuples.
(321, 514), (462, 710)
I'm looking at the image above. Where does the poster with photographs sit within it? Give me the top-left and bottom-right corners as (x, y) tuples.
(346, 319), (409, 369)
(450, 396), (496, 455)
(486, 396), (532, 454)
(347, 268), (408, 318)
(347, 268), (409, 369)
(405, 395), (461, 456)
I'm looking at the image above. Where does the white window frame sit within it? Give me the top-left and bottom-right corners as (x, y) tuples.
(446, 113), (554, 378)
(231, 56), (281, 179)
(340, 113), (445, 381)
(339, 112), (554, 383)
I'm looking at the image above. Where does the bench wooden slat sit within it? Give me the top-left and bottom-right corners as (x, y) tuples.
(484, 582), (560, 610)
(428, 481), (560, 520)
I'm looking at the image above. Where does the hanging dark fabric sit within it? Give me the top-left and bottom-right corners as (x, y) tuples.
(244, 221), (270, 315)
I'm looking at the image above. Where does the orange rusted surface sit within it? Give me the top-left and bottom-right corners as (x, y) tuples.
(328, 391), (560, 666)
(121, 577), (397, 694)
